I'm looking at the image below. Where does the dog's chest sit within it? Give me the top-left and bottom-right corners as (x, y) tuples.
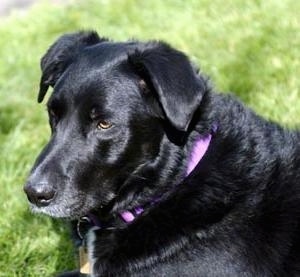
(83, 227), (99, 277)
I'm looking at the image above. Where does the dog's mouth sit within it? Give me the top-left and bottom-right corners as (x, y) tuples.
(28, 190), (117, 221)
(29, 201), (89, 219)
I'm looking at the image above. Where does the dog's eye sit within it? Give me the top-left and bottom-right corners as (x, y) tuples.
(97, 120), (112, 130)
(48, 108), (60, 121)
(47, 107), (61, 129)
(48, 108), (57, 118)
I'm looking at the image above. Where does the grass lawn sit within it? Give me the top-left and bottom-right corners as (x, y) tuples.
(0, 0), (299, 276)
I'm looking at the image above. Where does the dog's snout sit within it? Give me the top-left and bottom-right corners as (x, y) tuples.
(24, 181), (56, 207)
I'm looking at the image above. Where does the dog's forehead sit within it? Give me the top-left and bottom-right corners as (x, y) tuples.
(69, 41), (141, 87)
(79, 41), (139, 68)
(51, 42), (142, 107)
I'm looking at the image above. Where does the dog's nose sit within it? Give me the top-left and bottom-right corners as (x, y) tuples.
(24, 181), (56, 207)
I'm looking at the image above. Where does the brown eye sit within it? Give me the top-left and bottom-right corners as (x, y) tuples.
(48, 108), (59, 125)
(48, 108), (57, 117)
(97, 120), (112, 130)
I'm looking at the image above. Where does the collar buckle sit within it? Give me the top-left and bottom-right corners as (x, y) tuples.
(77, 216), (92, 240)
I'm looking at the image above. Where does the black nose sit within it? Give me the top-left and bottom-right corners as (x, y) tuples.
(24, 181), (56, 207)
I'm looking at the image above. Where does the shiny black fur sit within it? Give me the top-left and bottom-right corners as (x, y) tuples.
(24, 31), (300, 276)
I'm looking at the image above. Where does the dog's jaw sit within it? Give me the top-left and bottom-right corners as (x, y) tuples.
(29, 196), (93, 219)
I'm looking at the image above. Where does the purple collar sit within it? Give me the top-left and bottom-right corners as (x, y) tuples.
(119, 130), (214, 223)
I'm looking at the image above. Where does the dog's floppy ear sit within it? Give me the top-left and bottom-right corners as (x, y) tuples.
(38, 31), (106, 103)
(128, 42), (207, 132)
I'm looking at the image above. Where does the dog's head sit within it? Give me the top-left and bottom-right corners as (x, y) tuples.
(24, 31), (208, 219)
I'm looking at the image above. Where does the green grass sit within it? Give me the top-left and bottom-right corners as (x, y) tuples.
(0, 0), (299, 276)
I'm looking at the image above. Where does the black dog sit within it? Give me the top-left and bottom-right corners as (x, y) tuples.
(24, 31), (300, 276)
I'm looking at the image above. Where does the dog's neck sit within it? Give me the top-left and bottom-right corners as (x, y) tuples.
(77, 126), (216, 237)
(119, 128), (216, 223)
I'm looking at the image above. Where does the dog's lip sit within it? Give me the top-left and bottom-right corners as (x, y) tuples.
(27, 189), (118, 220)
(28, 200), (91, 220)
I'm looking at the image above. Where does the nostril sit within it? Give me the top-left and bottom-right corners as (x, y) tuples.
(36, 188), (56, 203)
(24, 182), (56, 207)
